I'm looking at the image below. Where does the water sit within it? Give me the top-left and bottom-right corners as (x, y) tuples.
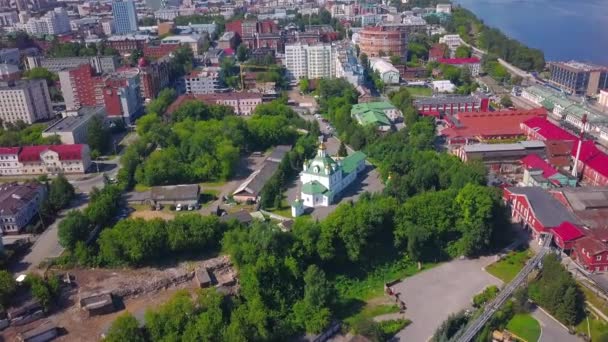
(452, 0), (608, 65)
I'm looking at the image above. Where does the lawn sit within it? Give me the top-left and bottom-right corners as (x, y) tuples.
(575, 314), (608, 341)
(506, 314), (541, 342)
(134, 183), (150, 192)
(344, 304), (400, 328)
(405, 86), (432, 96)
(485, 249), (531, 282)
(199, 181), (227, 188)
(581, 285), (608, 317)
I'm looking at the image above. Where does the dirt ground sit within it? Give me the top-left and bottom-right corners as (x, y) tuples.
(1, 256), (236, 342)
(130, 210), (175, 221)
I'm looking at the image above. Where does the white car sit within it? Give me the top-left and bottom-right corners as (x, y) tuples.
(176, 203), (183, 211)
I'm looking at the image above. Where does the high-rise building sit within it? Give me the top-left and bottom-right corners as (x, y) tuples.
(0, 11), (18, 27)
(0, 79), (52, 124)
(58, 64), (105, 110)
(25, 8), (70, 35)
(112, 0), (138, 34)
(284, 43), (334, 80)
(549, 61), (608, 96)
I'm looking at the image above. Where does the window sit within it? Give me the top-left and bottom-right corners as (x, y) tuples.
(597, 255), (602, 261)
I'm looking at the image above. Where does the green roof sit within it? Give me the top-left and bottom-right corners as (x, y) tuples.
(351, 101), (396, 115)
(540, 99), (554, 110)
(341, 151), (366, 174)
(353, 110), (391, 127)
(301, 181), (329, 195)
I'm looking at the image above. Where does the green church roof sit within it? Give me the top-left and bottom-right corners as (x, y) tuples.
(341, 151), (366, 174)
(301, 181), (329, 195)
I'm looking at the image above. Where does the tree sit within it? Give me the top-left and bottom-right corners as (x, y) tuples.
(130, 49), (144, 65)
(58, 210), (91, 251)
(337, 141), (348, 157)
(237, 44), (249, 62)
(299, 78), (310, 93)
(23, 67), (58, 86)
(500, 95), (513, 108)
(27, 275), (60, 311)
(47, 174), (75, 211)
(454, 46), (472, 58)
(87, 116), (111, 155)
(0, 270), (16, 310)
(105, 312), (146, 342)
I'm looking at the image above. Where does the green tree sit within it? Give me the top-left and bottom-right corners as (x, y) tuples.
(47, 174), (75, 211)
(299, 78), (310, 93)
(105, 312), (146, 342)
(23, 67), (58, 85)
(237, 44), (249, 62)
(58, 210), (91, 251)
(130, 49), (144, 65)
(0, 270), (16, 310)
(27, 275), (60, 311)
(454, 46), (472, 58)
(500, 95), (513, 108)
(86, 116), (111, 155)
(337, 141), (348, 157)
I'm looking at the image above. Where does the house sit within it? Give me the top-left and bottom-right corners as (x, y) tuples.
(299, 144), (366, 207)
(79, 293), (115, 316)
(233, 146), (292, 203)
(521, 154), (577, 188)
(442, 108), (547, 146)
(166, 93), (263, 116)
(350, 102), (402, 132)
(17, 321), (58, 342)
(369, 58), (400, 84)
(572, 236), (608, 273)
(219, 210), (253, 225)
(0, 183), (46, 235)
(0, 145), (91, 176)
(503, 186), (580, 239)
(552, 222), (584, 250)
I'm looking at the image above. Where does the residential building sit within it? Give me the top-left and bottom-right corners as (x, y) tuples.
(358, 27), (408, 59)
(25, 8), (70, 35)
(143, 42), (180, 59)
(0, 80), (52, 125)
(242, 33), (285, 52)
(42, 107), (105, 144)
(436, 4), (452, 14)
(218, 31), (237, 50)
(299, 144), (366, 207)
(161, 34), (204, 56)
(438, 34), (461, 50)
(441, 108), (548, 146)
(414, 93), (489, 117)
(167, 93), (263, 116)
(112, 0), (138, 34)
(334, 44), (364, 87)
(437, 57), (481, 76)
(0, 48), (19, 65)
(600, 89), (608, 108)
(0, 63), (21, 81)
(369, 58), (400, 84)
(58, 63), (104, 110)
(284, 43), (334, 80)
(0, 182), (46, 235)
(548, 61), (608, 96)
(183, 69), (218, 94)
(428, 43), (447, 62)
(106, 34), (150, 54)
(103, 68), (143, 121)
(0, 11), (18, 27)
(26, 55), (119, 74)
(432, 80), (456, 93)
(101, 19), (113, 36)
(138, 57), (171, 100)
(351, 101), (402, 131)
(0, 144), (91, 176)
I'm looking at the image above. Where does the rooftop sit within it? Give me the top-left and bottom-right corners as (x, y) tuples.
(521, 154), (557, 178)
(43, 108), (104, 133)
(150, 184), (200, 202)
(0, 182), (43, 216)
(521, 117), (578, 141)
(507, 186), (580, 228)
(463, 140), (546, 153)
(436, 57), (480, 65)
(442, 108), (547, 139)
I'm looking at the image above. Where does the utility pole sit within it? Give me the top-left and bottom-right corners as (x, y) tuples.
(571, 114), (587, 178)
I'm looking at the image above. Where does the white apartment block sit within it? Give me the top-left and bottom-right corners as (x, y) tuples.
(439, 34), (462, 50)
(25, 8), (71, 35)
(183, 70), (218, 94)
(284, 43), (335, 80)
(0, 79), (53, 125)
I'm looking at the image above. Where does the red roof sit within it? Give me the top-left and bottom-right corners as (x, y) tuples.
(521, 154), (557, 178)
(442, 108), (547, 140)
(571, 140), (608, 178)
(18, 145), (85, 162)
(552, 222), (584, 242)
(521, 117), (578, 141)
(437, 57), (481, 65)
(0, 147), (20, 155)
(575, 236), (608, 256)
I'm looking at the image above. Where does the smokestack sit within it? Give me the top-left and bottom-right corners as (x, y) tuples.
(572, 114), (588, 178)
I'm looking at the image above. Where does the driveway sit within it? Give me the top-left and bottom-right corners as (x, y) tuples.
(532, 308), (580, 342)
(392, 256), (501, 342)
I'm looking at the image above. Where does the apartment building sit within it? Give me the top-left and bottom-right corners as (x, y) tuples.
(183, 69), (218, 94)
(284, 43), (334, 80)
(26, 55), (119, 74)
(24, 8), (70, 35)
(0, 182), (46, 235)
(112, 0), (138, 34)
(0, 79), (52, 125)
(42, 107), (105, 144)
(58, 63), (104, 110)
(549, 61), (608, 96)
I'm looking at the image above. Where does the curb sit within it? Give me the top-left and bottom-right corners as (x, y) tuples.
(535, 306), (570, 331)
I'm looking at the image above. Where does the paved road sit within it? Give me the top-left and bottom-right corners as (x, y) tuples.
(393, 257), (501, 342)
(532, 308), (580, 342)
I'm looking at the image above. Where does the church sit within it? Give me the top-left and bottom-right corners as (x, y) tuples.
(298, 143), (366, 208)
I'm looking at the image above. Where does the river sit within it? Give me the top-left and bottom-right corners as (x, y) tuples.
(452, 0), (608, 65)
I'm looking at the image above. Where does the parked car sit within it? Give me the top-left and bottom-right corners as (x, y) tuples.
(176, 203), (183, 211)
(187, 204), (195, 211)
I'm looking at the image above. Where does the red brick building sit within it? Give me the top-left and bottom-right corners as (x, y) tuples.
(107, 36), (148, 55)
(138, 57), (171, 100)
(552, 221), (584, 250)
(572, 236), (608, 273)
(571, 141), (608, 186)
(358, 26), (408, 58)
(58, 64), (105, 109)
(414, 93), (489, 117)
(520, 117), (578, 142)
(143, 42), (180, 59)
(428, 43), (447, 62)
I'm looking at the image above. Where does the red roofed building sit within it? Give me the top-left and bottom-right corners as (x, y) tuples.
(571, 140), (608, 186)
(520, 117), (578, 142)
(0, 145), (91, 176)
(572, 236), (608, 273)
(437, 57), (481, 76)
(521, 154), (557, 178)
(442, 108), (547, 146)
(552, 222), (584, 250)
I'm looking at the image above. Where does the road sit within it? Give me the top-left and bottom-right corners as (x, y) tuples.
(532, 308), (580, 342)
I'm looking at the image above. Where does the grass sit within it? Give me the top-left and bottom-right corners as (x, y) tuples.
(575, 313), (608, 341)
(344, 304), (400, 328)
(506, 314), (541, 342)
(199, 181), (227, 188)
(134, 183), (151, 192)
(404, 86), (432, 96)
(485, 249), (532, 282)
(581, 285), (608, 317)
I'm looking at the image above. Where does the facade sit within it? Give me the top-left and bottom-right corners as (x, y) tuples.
(299, 144), (366, 207)
(42, 107), (105, 144)
(161, 35), (204, 56)
(284, 43), (334, 80)
(138, 57), (171, 100)
(414, 93), (489, 117)
(572, 141), (608, 187)
(0, 144), (91, 176)
(26, 55), (118, 74)
(439, 34), (462, 50)
(453, 140), (546, 168)
(25, 8), (70, 35)
(436, 57), (481, 76)
(103, 68), (143, 121)
(369, 58), (400, 84)
(600, 89), (608, 108)
(183, 69), (218, 94)
(548, 61), (608, 96)
(167, 93), (263, 116)
(0, 48), (20, 65)
(112, 0), (138, 34)
(436, 4), (452, 14)
(106, 34), (149, 55)
(0, 182), (46, 235)
(0, 79), (52, 125)
(58, 63), (104, 110)
(218, 31), (237, 49)
(520, 117), (578, 142)
(0, 11), (18, 27)
(0, 63), (21, 81)
(358, 27), (408, 59)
